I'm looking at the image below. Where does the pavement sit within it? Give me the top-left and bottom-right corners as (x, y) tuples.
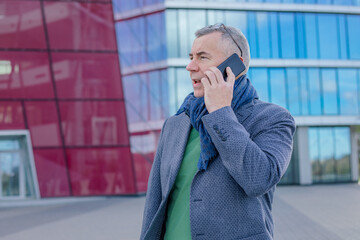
(1, 183), (360, 240)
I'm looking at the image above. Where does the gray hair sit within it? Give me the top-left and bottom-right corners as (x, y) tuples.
(195, 24), (250, 73)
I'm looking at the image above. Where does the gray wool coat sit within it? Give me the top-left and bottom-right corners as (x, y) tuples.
(140, 99), (296, 240)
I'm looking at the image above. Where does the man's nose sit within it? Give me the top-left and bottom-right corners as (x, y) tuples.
(186, 60), (199, 72)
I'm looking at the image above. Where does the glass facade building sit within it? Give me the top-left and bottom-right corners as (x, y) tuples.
(0, 0), (359, 199)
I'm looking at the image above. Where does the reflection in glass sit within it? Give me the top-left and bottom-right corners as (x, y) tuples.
(286, 69), (300, 115)
(269, 69), (287, 108)
(269, 13), (279, 58)
(321, 69), (338, 115)
(279, 13), (296, 58)
(1, 152), (20, 197)
(304, 14), (318, 59)
(176, 68), (193, 109)
(166, 10), (179, 58)
(318, 14), (339, 59)
(248, 12), (258, 58)
(256, 13), (270, 58)
(338, 69), (358, 115)
(347, 15), (360, 59)
(334, 128), (351, 181)
(147, 12), (167, 62)
(250, 68), (269, 102)
(308, 69), (322, 115)
(299, 69), (309, 115)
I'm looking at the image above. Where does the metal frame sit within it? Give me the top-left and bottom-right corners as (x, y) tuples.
(0, 130), (40, 199)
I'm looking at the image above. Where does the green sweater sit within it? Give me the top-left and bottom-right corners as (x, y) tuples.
(164, 127), (200, 240)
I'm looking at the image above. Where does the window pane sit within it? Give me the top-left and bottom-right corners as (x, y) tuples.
(147, 12), (166, 62)
(299, 69), (309, 115)
(309, 128), (320, 183)
(318, 14), (339, 59)
(166, 11), (179, 58)
(279, 13), (296, 58)
(286, 69), (301, 115)
(188, 10), (206, 55)
(248, 12), (258, 58)
(256, 13), (270, 58)
(334, 127), (351, 181)
(176, 68), (193, 109)
(225, 11), (248, 38)
(338, 69), (358, 115)
(251, 68), (269, 101)
(319, 127), (336, 182)
(304, 14), (319, 59)
(338, 15), (348, 59)
(321, 69), (338, 114)
(149, 71), (162, 121)
(178, 10), (189, 58)
(295, 13), (306, 58)
(269, 69), (287, 108)
(207, 10), (225, 25)
(347, 15), (360, 59)
(269, 13), (279, 58)
(161, 69), (170, 118)
(308, 69), (322, 115)
(168, 68), (177, 115)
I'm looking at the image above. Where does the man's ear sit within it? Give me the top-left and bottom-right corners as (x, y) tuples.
(240, 56), (244, 62)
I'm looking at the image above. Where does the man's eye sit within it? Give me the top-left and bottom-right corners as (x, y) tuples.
(200, 56), (207, 59)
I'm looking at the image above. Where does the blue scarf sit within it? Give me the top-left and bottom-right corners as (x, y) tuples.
(176, 74), (258, 171)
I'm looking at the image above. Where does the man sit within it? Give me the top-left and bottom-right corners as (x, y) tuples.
(141, 24), (295, 240)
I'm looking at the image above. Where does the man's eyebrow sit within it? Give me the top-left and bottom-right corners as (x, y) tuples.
(189, 51), (210, 57)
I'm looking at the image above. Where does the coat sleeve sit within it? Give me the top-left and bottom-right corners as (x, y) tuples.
(140, 119), (168, 239)
(201, 106), (295, 197)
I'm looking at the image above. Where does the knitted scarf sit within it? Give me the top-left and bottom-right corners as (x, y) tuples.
(176, 74), (258, 171)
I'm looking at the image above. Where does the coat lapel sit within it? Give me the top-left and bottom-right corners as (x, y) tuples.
(164, 112), (192, 196)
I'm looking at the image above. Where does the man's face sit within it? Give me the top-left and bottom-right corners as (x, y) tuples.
(186, 32), (228, 98)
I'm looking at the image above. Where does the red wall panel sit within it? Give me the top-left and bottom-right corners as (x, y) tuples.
(51, 52), (123, 99)
(0, 101), (25, 129)
(0, 51), (54, 99)
(0, 1), (47, 49)
(25, 101), (62, 147)
(59, 101), (129, 147)
(33, 149), (70, 198)
(44, 2), (117, 51)
(66, 147), (136, 196)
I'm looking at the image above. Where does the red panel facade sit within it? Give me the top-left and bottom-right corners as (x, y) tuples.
(44, 2), (117, 51)
(0, 101), (25, 130)
(51, 53), (123, 99)
(0, 1), (138, 197)
(0, 1), (47, 49)
(33, 149), (70, 197)
(66, 147), (136, 196)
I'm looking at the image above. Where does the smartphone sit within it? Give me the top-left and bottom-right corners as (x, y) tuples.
(217, 53), (245, 81)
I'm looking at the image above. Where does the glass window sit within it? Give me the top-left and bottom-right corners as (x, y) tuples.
(308, 69), (322, 115)
(123, 74), (142, 123)
(318, 14), (339, 59)
(160, 69), (170, 119)
(176, 68), (193, 110)
(304, 14), (319, 59)
(112, 0), (139, 14)
(286, 69), (301, 115)
(318, 128), (336, 182)
(295, 14), (306, 59)
(166, 10), (179, 58)
(116, 18), (146, 68)
(338, 69), (358, 115)
(299, 69), (309, 115)
(250, 68), (269, 101)
(269, 13), (279, 58)
(178, 10), (190, 58)
(207, 10), (225, 25)
(333, 0), (354, 5)
(279, 13), (296, 58)
(256, 13), (270, 58)
(188, 10), (206, 54)
(308, 128), (321, 183)
(317, 0), (332, 5)
(248, 12), (258, 58)
(225, 11), (248, 39)
(347, 15), (360, 59)
(147, 12), (167, 62)
(337, 15), (348, 59)
(168, 68), (178, 115)
(321, 69), (338, 115)
(269, 69), (287, 108)
(149, 71), (162, 121)
(334, 127), (351, 181)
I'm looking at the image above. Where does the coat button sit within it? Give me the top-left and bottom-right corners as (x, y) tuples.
(213, 124), (219, 131)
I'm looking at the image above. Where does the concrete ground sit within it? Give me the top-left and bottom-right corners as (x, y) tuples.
(1, 184), (359, 240)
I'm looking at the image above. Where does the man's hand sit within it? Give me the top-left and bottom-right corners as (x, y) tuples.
(201, 66), (235, 113)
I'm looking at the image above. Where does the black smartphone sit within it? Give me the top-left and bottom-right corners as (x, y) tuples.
(217, 53), (245, 81)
